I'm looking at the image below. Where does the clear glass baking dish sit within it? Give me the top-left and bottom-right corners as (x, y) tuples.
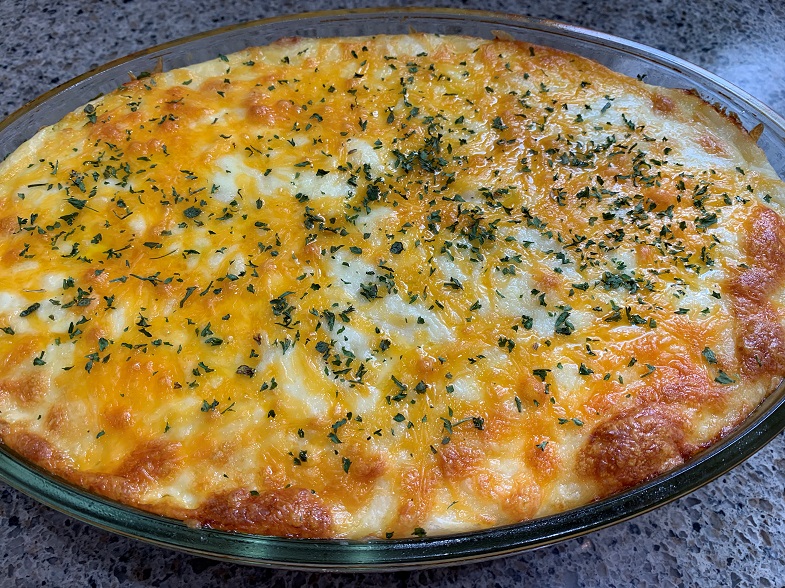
(1, 7), (785, 571)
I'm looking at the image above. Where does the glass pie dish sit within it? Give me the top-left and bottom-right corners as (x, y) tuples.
(1, 7), (785, 571)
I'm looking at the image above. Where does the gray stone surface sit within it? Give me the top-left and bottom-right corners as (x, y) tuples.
(1, 0), (784, 585)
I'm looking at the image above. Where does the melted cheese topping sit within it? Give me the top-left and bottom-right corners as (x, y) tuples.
(1, 34), (784, 539)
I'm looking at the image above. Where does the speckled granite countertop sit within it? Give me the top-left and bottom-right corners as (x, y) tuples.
(1, 1), (784, 586)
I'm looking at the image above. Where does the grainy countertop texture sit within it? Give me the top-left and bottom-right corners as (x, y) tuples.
(1, 1), (784, 586)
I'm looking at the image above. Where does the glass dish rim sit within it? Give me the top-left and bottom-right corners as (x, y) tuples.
(1, 6), (785, 571)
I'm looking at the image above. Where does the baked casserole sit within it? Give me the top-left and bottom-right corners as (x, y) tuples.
(0, 33), (783, 539)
